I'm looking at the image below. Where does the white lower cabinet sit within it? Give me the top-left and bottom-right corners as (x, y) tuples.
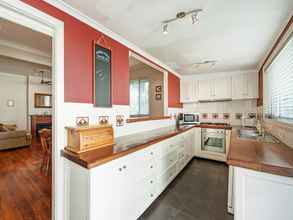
(66, 128), (198, 220)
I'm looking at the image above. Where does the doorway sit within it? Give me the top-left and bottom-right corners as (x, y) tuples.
(0, 1), (64, 220)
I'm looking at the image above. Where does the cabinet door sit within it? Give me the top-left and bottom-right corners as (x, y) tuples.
(180, 79), (196, 103)
(198, 79), (212, 101)
(193, 128), (201, 156)
(247, 72), (259, 99)
(214, 77), (232, 100)
(232, 73), (245, 100)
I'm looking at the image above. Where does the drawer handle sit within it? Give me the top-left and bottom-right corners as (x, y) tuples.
(150, 152), (154, 155)
(123, 165), (127, 169)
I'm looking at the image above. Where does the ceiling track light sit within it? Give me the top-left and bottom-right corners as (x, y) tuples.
(161, 9), (203, 34)
(162, 23), (168, 35)
(193, 60), (217, 68)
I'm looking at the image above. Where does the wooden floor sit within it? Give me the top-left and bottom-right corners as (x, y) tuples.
(0, 140), (51, 220)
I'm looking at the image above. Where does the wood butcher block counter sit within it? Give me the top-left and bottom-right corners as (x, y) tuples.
(62, 123), (232, 169)
(227, 128), (293, 177)
(62, 125), (195, 169)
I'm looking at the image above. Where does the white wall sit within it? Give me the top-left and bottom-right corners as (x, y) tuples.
(0, 73), (27, 130)
(28, 76), (52, 115)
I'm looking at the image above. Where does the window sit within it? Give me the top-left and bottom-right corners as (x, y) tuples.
(264, 35), (293, 121)
(130, 79), (149, 116)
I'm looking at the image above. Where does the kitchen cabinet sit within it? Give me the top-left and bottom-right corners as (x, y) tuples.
(232, 72), (258, 100)
(180, 79), (197, 103)
(66, 128), (198, 220)
(193, 127), (201, 156)
(198, 77), (231, 101)
(198, 79), (212, 101)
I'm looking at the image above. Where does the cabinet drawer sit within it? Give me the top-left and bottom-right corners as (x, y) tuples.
(158, 163), (177, 192)
(157, 149), (177, 174)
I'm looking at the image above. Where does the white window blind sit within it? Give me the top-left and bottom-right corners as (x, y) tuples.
(130, 79), (149, 116)
(264, 35), (293, 121)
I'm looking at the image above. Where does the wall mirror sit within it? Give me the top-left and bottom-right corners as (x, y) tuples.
(34, 93), (52, 108)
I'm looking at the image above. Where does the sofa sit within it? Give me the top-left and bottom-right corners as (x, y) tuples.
(0, 124), (32, 150)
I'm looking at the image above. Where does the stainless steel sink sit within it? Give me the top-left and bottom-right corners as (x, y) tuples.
(237, 127), (280, 144)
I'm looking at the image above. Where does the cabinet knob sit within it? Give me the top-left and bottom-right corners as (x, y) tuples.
(150, 165), (153, 169)
(123, 165), (127, 169)
(118, 168), (122, 172)
(150, 180), (153, 184)
(150, 194), (154, 197)
(150, 152), (154, 155)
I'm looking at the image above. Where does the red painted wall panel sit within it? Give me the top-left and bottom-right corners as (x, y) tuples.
(168, 73), (182, 108)
(22, 0), (129, 105)
(21, 1), (180, 107)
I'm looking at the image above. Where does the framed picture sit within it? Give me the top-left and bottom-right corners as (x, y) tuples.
(155, 86), (162, 93)
(155, 94), (162, 100)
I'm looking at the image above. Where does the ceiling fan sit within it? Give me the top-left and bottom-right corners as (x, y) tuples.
(39, 69), (52, 85)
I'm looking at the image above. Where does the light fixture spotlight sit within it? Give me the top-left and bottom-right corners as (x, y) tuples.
(191, 12), (199, 24)
(161, 9), (203, 34)
(162, 23), (168, 35)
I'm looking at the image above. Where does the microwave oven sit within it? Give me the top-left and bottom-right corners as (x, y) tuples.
(180, 113), (200, 124)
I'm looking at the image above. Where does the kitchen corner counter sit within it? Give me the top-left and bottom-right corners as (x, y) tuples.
(62, 125), (195, 169)
(227, 128), (293, 177)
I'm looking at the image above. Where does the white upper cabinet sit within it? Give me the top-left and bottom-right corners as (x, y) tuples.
(180, 79), (197, 103)
(214, 77), (232, 100)
(198, 79), (213, 101)
(232, 72), (258, 100)
(198, 77), (231, 101)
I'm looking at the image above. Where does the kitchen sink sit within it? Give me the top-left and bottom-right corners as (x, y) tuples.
(237, 127), (280, 144)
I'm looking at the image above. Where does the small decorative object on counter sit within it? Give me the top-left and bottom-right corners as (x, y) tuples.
(65, 125), (114, 154)
(76, 117), (89, 127)
(98, 116), (109, 125)
(235, 113), (242, 120)
(116, 115), (125, 127)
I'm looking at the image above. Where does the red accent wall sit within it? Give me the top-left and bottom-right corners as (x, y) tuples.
(168, 73), (182, 108)
(22, 0), (181, 107)
(22, 0), (129, 105)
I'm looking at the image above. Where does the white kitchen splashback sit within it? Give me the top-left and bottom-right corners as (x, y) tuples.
(183, 100), (257, 126)
(63, 102), (181, 138)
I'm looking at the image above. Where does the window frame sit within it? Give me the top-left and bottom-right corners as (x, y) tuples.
(263, 28), (293, 126)
(129, 79), (150, 117)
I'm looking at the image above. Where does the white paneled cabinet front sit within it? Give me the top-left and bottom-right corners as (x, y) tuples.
(180, 79), (197, 103)
(232, 72), (258, 100)
(198, 77), (231, 101)
(66, 128), (197, 220)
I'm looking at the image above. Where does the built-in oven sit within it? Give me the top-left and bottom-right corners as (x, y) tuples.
(201, 128), (226, 154)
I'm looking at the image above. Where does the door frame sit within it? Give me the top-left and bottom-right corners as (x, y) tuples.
(0, 1), (65, 219)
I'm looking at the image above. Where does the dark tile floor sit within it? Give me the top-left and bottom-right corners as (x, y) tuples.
(139, 158), (234, 220)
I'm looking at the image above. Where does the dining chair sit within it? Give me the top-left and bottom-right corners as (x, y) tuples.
(39, 128), (52, 175)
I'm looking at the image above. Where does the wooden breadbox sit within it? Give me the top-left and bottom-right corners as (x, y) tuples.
(65, 125), (114, 154)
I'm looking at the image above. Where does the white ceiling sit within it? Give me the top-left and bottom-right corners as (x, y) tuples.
(63, 0), (293, 74)
(0, 18), (52, 65)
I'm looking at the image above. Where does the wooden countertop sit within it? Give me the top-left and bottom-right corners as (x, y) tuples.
(62, 123), (232, 169)
(62, 125), (195, 169)
(227, 128), (293, 177)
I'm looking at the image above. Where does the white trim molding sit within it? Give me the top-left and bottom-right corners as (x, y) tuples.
(44, 0), (181, 78)
(0, 1), (65, 220)
(0, 39), (51, 66)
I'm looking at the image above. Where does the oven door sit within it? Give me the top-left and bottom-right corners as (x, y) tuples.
(201, 129), (226, 154)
